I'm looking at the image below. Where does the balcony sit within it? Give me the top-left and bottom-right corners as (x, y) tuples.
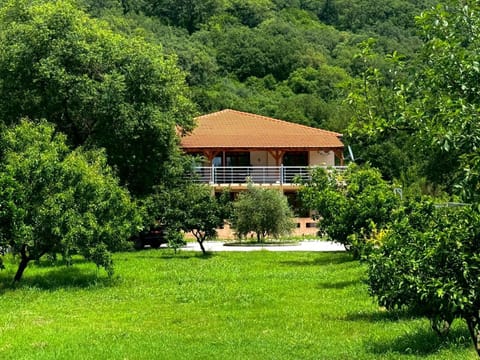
(191, 166), (347, 185)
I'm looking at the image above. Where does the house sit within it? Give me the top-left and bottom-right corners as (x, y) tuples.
(180, 109), (345, 237)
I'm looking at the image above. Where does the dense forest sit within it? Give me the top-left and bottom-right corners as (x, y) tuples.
(77, 0), (434, 131)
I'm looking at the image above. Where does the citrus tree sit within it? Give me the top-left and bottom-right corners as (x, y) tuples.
(299, 164), (400, 258)
(366, 200), (480, 355)
(0, 121), (141, 282)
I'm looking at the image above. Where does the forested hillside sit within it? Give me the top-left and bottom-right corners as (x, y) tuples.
(78, 0), (434, 133)
(2, 0), (475, 198)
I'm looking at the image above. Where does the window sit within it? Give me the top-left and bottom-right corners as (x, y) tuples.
(213, 152), (250, 166)
(226, 152), (250, 166)
(283, 151), (308, 166)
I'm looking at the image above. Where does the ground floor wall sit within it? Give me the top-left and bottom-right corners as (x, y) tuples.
(184, 217), (319, 241)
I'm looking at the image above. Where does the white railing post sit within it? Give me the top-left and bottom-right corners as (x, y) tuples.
(211, 165), (215, 184)
(280, 164), (284, 185)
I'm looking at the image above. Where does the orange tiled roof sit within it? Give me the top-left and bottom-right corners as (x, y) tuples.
(181, 109), (343, 150)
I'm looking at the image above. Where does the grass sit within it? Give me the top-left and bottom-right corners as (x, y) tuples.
(0, 250), (476, 359)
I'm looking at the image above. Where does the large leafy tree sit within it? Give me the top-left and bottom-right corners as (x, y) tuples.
(0, 0), (195, 197)
(0, 120), (141, 282)
(412, 0), (480, 200)
(347, 1), (480, 198)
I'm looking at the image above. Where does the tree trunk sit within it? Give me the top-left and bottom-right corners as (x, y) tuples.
(466, 314), (480, 357)
(198, 239), (206, 255)
(193, 231), (207, 255)
(12, 244), (45, 283)
(13, 253), (30, 283)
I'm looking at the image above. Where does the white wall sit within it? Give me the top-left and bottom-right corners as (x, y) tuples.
(309, 151), (335, 166)
(250, 151), (269, 166)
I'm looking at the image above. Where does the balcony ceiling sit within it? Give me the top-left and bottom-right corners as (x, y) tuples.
(181, 109), (344, 151)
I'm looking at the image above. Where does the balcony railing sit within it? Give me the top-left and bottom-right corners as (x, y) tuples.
(190, 166), (347, 185)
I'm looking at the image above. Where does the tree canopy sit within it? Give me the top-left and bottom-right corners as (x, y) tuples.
(0, 120), (141, 282)
(231, 185), (295, 242)
(76, 0), (434, 134)
(299, 165), (400, 257)
(0, 0), (196, 197)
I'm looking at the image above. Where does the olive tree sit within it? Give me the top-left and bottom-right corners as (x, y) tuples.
(231, 185), (294, 242)
(0, 120), (141, 282)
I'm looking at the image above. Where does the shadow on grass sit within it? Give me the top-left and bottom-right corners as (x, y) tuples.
(159, 251), (216, 260)
(123, 248), (216, 260)
(366, 325), (471, 356)
(317, 279), (359, 289)
(281, 252), (353, 267)
(0, 266), (115, 292)
(345, 308), (416, 322)
(32, 257), (91, 268)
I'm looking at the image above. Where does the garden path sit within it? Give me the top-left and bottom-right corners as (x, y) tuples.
(181, 240), (345, 252)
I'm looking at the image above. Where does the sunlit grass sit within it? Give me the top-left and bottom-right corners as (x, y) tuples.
(0, 250), (476, 359)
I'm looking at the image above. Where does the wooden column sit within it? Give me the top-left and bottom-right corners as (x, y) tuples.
(203, 150), (220, 165)
(268, 150), (285, 166)
(333, 149), (344, 166)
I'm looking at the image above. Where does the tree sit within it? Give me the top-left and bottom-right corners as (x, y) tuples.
(0, 0), (195, 197)
(319, 0), (338, 25)
(231, 185), (295, 242)
(366, 200), (480, 355)
(346, 1), (480, 198)
(173, 185), (230, 254)
(0, 120), (141, 282)
(226, 0), (274, 27)
(140, 0), (225, 34)
(412, 0), (480, 201)
(152, 183), (230, 254)
(299, 164), (400, 257)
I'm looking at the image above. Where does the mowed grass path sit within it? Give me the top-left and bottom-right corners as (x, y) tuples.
(0, 250), (476, 359)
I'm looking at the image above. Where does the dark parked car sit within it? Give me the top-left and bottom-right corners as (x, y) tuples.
(131, 226), (167, 250)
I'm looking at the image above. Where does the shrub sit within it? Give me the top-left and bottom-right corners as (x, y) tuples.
(231, 185), (295, 242)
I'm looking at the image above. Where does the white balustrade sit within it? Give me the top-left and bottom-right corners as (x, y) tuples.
(190, 166), (347, 185)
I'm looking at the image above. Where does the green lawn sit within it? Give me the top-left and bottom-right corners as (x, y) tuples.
(0, 250), (476, 359)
